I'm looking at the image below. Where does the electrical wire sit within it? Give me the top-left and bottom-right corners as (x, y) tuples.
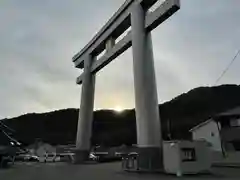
(214, 49), (240, 85)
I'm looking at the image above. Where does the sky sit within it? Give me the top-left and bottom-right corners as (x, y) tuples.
(0, 0), (240, 119)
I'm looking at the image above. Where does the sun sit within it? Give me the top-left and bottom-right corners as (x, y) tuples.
(114, 106), (124, 113)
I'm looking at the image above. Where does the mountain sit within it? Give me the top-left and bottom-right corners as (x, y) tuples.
(2, 84), (240, 147)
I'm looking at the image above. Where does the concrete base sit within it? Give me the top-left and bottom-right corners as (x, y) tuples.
(72, 150), (89, 164)
(136, 147), (163, 171)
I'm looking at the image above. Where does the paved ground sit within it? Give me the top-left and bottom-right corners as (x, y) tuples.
(1, 162), (240, 180)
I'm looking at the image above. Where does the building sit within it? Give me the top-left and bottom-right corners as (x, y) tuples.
(27, 141), (57, 162)
(190, 119), (222, 151)
(190, 106), (240, 153)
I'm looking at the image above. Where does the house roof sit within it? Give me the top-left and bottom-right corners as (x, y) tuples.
(189, 119), (213, 132)
(215, 106), (240, 117)
(189, 106), (240, 132)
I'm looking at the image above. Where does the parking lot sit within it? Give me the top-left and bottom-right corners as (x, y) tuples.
(1, 162), (240, 180)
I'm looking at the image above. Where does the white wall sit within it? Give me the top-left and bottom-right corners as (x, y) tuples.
(192, 120), (222, 151)
(163, 141), (211, 174)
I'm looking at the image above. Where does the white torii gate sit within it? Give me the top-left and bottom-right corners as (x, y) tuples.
(71, 0), (180, 169)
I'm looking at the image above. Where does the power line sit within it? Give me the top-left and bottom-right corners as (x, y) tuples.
(214, 49), (240, 85)
(0, 121), (15, 132)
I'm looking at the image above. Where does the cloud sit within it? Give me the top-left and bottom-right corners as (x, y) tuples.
(0, 0), (240, 118)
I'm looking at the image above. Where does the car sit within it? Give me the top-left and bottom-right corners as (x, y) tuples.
(89, 152), (99, 161)
(16, 154), (40, 162)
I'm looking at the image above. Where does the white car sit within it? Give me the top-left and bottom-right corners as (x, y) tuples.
(89, 153), (99, 161)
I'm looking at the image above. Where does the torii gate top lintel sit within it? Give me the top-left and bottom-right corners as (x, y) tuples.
(72, 0), (180, 82)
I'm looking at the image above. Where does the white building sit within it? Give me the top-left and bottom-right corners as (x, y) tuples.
(190, 119), (222, 152)
(190, 106), (240, 153)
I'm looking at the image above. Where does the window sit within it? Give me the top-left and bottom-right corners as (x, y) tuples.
(181, 148), (196, 162)
(211, 132), (215, 137)
(230, 119), (240, 127)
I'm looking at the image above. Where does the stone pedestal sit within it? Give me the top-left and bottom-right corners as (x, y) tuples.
(72, 150), (89, 164)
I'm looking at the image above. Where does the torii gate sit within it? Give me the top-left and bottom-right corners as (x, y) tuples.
(71, 0), (180, 169)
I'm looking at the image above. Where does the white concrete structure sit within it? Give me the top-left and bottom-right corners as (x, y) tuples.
(71, 0), (180, 167)
(76, 56), (96, 151)
(131, 3), (161, 147)
(163, 140), (211, 176)
(190, 120), (222, 152)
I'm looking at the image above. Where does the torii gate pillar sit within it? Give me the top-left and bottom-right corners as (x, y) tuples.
(74, 55), (96, 163)
(131, 3), (162, 169)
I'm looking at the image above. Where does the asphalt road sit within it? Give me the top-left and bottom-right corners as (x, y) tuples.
(0, 162), (240, 180)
